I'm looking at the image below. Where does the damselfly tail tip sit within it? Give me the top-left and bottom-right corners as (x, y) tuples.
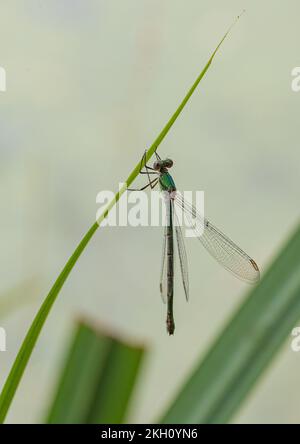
(166, 315), (175, 335)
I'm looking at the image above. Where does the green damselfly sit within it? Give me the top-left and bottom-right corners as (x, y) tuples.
(129, 151), (260, 335)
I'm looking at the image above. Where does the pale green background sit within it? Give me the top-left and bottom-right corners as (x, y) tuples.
(0, 0), (300, 423)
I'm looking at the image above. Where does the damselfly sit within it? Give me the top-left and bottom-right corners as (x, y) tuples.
(128, 151), (260, 335)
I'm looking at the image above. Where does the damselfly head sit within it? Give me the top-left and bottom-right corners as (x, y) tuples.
(153, 158), (174, 171)
(164, 158), (173, 168)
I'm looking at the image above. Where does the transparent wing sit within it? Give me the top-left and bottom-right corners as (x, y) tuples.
(175, 193), (260, 284)
(159, 223), (168, 304)
(173, 201), (189, 301)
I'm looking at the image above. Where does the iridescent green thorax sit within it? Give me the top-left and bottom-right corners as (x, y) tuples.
(159, 172), (176, 192)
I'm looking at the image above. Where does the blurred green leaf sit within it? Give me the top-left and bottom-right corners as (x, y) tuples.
(46, 321), (145, 424)
(161, 223), (300, 424)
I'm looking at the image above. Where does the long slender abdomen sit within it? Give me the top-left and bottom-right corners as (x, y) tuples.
(166, 199), (175, 335)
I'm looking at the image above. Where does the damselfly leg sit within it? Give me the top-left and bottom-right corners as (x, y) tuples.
(127, 150), (160, 191)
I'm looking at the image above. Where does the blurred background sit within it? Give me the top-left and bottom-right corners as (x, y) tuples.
(0, 0), (300, 423)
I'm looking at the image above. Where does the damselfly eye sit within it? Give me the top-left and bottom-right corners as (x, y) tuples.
(153, 161), (161, 171)
(165, 159), (173, 168)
